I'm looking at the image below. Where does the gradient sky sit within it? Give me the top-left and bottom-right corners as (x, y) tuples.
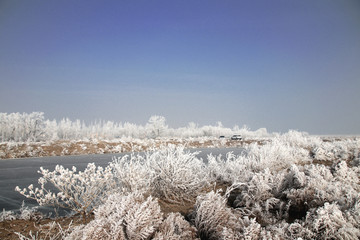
(1, 0), (359, 134)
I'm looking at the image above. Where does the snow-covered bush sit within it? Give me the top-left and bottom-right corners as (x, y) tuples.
(282, 161), (360, 214)
(0, 202), (42, 222)
(193, 190), (240, 240)
(312, 138), (360, 162)
(207, 135), (312, 185)
(16, 163), (118, 216)
(0, 209), (16, 221)
(304, 202), (360, 239)
(17, 201), (42, 221)
(69, 193), (199, 240)
(207, 152), (251, 183)
(231, 169), (288, 226)
(15, 220), (75, 240)
(145, 146), (208, 202)
(332, 161), (360, 189)
(245, 138), (311, 171)
(68, 192), (163, 240)
(110, 153), (151, 194)
(220, 159), (360, 239)
(153, 212), (198, 240)
(14, 145), (208, 220)
(277, 130), (322, 148)
(192, 190), (281, 239)
(111, 145), (208, 203)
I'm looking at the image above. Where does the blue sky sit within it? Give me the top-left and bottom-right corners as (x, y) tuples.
(0, 0), (359, 134)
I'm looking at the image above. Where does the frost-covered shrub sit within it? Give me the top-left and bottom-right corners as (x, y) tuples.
(15, 146), (207, 219)
(68, 192), (163, 240)
(213, 159), (360, 239)
(245, 138), (311, 171)
(0, 209), (16, 221)
(312, 142), (336, 161)
(312, 138), (360, 162)
(208, 135), (313, 185)
(192, 190), (281, 239)
(0, 202), (42, 222)
(153, 212), (198, 240)
(112, 145), (208, 203)
(233, 169), (275, 210)
(193, 190), (240, 240)
(16, 163), (118, 216)
(283, 162), (360, 214)
(124, 196), (162, 239)
(18, 201), (42, 221)
(207, 138), (310, 186)
(146, 146), (208, 202)
(231, 169), (287, 226)
(110, 154), (150, 194)
(278, 130), (322, 148)
(15, 220), (75, 240)
(332, 161), (360, 188)
(345, 198), (360, 229)
(284, 222), (314, 239)
(279, 164), (306, 191)
(226, 160), (360, 231)
(207, 152), (254, 184)
(304, 202), (360, 239)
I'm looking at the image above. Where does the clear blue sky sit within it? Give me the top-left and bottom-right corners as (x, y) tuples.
(1, 0), (359, 134)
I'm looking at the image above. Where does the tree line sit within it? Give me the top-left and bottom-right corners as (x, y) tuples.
(0, 112), (269, 142)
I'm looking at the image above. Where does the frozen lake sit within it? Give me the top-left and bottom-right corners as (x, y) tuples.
(0, 147), (244, 214)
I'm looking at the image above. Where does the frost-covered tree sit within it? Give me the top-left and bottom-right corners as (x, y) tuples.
(0, 112), (46, 142)
(0, 111), (275, 141)
(146, 115), (168, 138)
(44, 119), (59, 140)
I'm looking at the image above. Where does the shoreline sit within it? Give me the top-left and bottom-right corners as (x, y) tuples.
(0, 138), (262, 160)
